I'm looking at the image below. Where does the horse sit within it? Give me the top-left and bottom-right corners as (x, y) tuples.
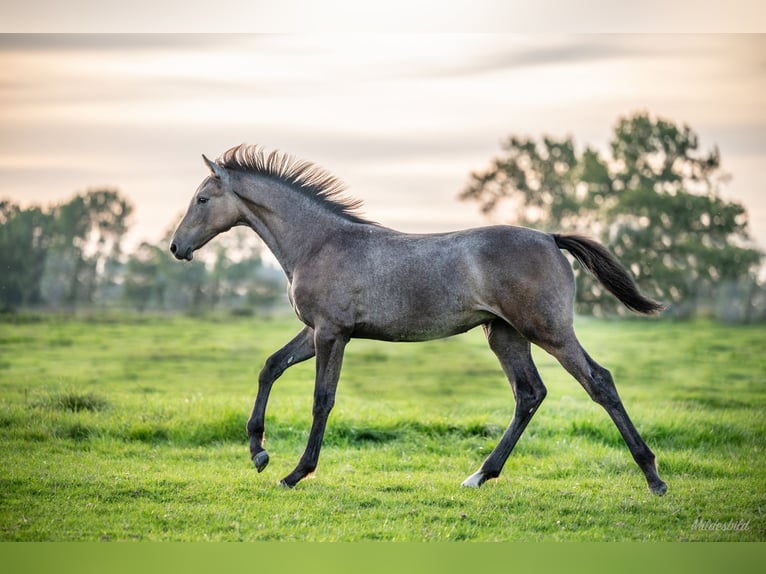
(170, 144), (668, 495)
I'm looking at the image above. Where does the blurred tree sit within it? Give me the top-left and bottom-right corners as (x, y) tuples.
(0, 201), (53, 310)
(40, 189), (133, 308)
(460, 112), (763, 317)
(122, 242), (167, 312)
(207, 228), (282, 311)
(122, 226), (207, 312)
(461, 135), (583, 229)
(1, 191), (286, 314)
(122, 226), (284, 314)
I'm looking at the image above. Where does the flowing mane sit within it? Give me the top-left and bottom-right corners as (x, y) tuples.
(218, 144), (374, 225)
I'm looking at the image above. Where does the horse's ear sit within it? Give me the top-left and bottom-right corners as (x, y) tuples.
(202, 154), (226, 180)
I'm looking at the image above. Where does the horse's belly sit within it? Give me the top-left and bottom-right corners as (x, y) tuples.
(352, 305), (492, 342)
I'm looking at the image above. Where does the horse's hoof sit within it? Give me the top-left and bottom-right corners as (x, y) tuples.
(649, 480), (668, 496)
(252, 451), (269, 473)
(278, 479), (294, 489)
(461, 471), (485, 488)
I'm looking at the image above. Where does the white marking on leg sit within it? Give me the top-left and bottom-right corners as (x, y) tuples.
(461, 471), (484, 488)
(287, 355), (294, 364)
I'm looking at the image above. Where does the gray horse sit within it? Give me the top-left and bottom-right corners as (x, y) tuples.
(170, 144), (668, 495)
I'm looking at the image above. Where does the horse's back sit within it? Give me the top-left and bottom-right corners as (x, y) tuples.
(295, 224), (575, 342)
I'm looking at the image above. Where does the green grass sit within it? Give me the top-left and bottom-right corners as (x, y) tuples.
(0, 313), (764, 541)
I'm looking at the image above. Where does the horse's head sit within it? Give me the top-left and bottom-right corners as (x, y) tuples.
(170, 155), (242, 261)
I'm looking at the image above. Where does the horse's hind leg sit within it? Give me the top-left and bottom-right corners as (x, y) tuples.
(462, 319), (547, 488)
(545, 332), (667, 495)
(247, 326), (315, 472)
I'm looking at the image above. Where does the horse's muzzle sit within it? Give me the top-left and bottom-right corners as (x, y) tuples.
(169, 242), (193, 261)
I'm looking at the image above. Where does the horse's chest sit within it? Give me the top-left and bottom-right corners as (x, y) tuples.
(287, 274), (361, 327)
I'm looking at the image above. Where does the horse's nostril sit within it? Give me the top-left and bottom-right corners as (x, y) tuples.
(170, 242), (178, 254)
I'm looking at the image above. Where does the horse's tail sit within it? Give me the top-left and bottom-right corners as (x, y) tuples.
(552, 233), (666, 315)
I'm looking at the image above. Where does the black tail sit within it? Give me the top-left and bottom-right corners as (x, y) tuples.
(552, 233), (666, 315)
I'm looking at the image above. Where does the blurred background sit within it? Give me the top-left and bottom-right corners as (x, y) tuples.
(1, 34), (764, 320)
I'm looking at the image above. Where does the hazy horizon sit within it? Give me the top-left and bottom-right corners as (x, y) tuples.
(1, 34), (764, 252)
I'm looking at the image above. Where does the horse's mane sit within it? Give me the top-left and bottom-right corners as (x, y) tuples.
(218, 144), (374, 225)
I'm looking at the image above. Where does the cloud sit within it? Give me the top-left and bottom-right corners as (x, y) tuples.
(2, 33), (765, 248)
(395, 36), (644, 80)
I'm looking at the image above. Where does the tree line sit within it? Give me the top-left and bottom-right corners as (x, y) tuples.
(1, 112), (764, 321)
(0, 190), (285, 314)
(460, 112), (765, 322)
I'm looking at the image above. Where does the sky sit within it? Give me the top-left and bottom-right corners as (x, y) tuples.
(1, 33), (765, 253)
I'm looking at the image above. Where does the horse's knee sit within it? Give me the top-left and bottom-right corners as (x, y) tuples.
(259, 356), (284, 386)
(513, 380), (547, 416)
(514, 365), (547, 400)
(586, 367), (621, 408)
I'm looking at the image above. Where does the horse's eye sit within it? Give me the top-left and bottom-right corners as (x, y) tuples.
(197, 197), (209, 205)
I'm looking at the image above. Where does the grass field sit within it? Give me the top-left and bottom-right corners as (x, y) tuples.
(0, 312), (764, 541)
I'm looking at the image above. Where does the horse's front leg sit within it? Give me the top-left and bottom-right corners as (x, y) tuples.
(280, 327), (348, 488)
(247, 326), (315, 472)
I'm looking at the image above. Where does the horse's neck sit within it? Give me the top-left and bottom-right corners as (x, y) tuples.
(235, 175), (346, 280)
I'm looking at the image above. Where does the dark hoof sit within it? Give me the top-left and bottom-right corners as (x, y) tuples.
(252, 451), (269, 473)
(649, 481), (668, 496)
(278, 479), (295, 489)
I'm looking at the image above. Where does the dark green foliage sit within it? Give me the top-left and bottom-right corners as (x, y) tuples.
(0, 190), (284, 314)
(0, 202), (53, 309)
(461, 112), (764, 319)
(0, 190), (132, 311)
